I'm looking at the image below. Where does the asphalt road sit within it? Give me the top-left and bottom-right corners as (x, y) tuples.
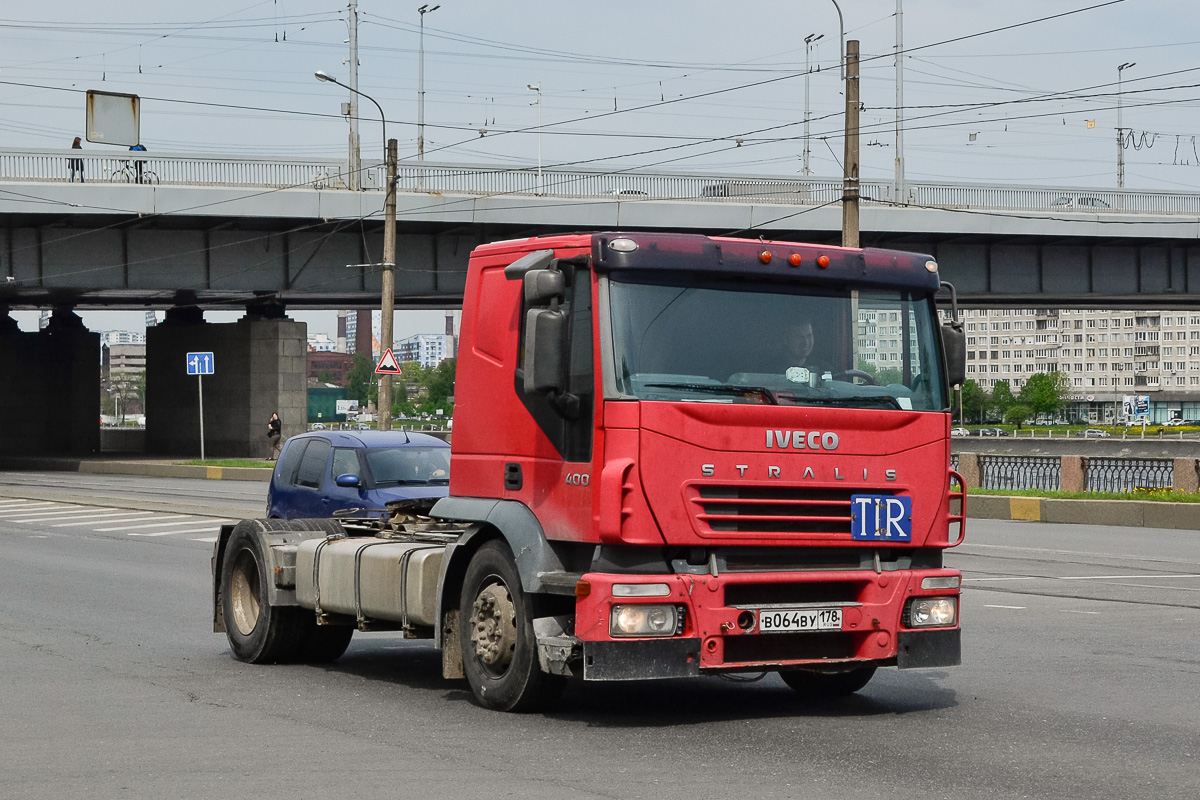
(1, 472), (1197, 800)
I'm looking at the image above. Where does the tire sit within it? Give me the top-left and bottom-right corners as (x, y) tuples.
(220, 522), (310, 663)
(296, 624), (354, 663)
(779, 665), (877, 697)
(458, 540), (565, 712)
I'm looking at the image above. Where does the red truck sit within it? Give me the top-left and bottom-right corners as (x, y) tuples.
(213, 231), (967, 712)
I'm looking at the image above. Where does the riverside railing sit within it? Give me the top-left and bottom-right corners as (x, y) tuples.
(4, 148), (1200, 216)
(980, 455), (1062, 491)
(1085, 457), (1174, 492)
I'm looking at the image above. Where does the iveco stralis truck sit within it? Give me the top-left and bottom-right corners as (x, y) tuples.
(213, 231), (967, 712)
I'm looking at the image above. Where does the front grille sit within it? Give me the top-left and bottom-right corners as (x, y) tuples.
(689, 484), (895, 537)
(724, 632), (860, 665)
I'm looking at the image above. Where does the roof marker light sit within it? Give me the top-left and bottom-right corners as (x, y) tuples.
(817, 255), (830, 268)
(925, 260), (939, 273)
(789, 253), (803, 267)
(609, 238), (638, 253)
(759, 250), (772, 264)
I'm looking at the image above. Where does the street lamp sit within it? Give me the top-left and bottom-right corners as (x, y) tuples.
(802, 33), (823, 176)
(417, 4), (440, 162)
(316, 71), (399, 431)
(829, 0), (845, 80)
(1117, 61), (1136, 189)
(527, 83), (543, 194)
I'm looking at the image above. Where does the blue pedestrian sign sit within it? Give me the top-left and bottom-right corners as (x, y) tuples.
(186, 352), (215, 376)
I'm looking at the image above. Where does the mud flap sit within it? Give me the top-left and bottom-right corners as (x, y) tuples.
(582, 638), (701, 681)
(897, 628), (961, 669)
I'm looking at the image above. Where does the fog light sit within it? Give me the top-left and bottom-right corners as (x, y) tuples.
(921, 576), (961, 590)
(909, 597), (957, 628)
(610, 604), (680, 637)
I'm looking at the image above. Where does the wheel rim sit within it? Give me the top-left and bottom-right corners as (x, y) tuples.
(229, 549), (262, 636)
(468, 578), (517, 677)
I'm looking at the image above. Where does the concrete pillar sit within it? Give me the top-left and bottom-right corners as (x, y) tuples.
(0, 307), (100, 456)
(1173, 458), (1199, 493)
(1061, 456), (1086, 492)
(145, 307), (306, 458)
(957, 452), (981, 488)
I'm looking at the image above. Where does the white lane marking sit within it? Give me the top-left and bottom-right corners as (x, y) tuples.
(7, 508), (120, 522)
(1064, 610), (1102, 615)
(0, 503), (69, 515)
(984, 604), (1027, 609)
(54, 514), (157, 527)
(1058, 574), (1200, 580)
(95, 516), (194, 532)
(965, 577), (1039, 582)
(957, 541), (1198, 567)
(191, 537), (218, 543)
(126, 520), (235, 536)
(0, 499), (38, 506)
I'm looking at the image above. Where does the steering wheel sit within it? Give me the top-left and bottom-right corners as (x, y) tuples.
(832, 369), (878, 386)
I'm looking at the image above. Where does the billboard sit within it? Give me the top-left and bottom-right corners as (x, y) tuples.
(1122, 395), (1150, 419)
(336, 399), (360, 415)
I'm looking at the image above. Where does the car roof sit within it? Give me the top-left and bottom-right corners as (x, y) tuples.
(288, 430), (450, 449)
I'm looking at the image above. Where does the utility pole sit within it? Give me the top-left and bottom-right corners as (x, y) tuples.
(528, 83), (543, 194)
(417, 4), (440, 162)
(803, 33), (823, 176)
(378, 138), (398, 430)
(346, 0), (361, 190)
(894, 0), (905, 203)
(842, 40), (860, 248)
(1117, 61), (1136, 189)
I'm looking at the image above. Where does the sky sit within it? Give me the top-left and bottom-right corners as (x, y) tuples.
(2, 0), (1197, 334)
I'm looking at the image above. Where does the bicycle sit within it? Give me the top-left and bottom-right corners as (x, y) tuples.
(110, 158), (160, 185)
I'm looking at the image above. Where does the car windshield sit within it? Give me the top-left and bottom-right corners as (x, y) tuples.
(364, 446), (451, 485)
(608, 274), (947, 411)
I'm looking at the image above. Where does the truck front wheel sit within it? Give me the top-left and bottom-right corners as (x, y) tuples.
(779, 665), (877, 697)
(221, 523), (309, 663)
(459, 541), (565, 712)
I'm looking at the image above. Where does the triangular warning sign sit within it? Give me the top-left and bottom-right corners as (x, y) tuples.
(374, 348), (402, 375)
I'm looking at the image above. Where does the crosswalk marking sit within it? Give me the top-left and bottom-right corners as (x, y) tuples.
(126, 520), (235, 536)
(54, 513), (158, 527)
(95, 516), (194, 532)
(0, 503), (68, 515)
(6, 508), (120, 522)
(192, 536), (219, 543)
(135, 524), (235, 537)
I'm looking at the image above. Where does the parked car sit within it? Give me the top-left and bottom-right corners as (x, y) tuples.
(1050, 195), (1111, 210)
(266, 430), (450, 519)
(309, 422), (326, 431)
(977, 427), (1007, 436)
(1081, 428), (1111, 438)
(951, 427), (970, 437)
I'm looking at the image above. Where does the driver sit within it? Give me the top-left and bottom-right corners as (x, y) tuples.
(783, 321), (814, 368)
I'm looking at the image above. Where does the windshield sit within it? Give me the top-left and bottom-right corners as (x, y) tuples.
(365, 446), (451, 486)
(608, 275), (947, 411)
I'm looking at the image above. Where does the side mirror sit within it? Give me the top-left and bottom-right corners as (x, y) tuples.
(523, 268), (564, 306)
(503, 249), (554, 280)
(524, 308), (567, 394)
(941, 322), (966, 387)
(334, 473), (361, 488)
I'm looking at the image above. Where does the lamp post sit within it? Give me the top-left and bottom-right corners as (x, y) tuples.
(527, 83), (543, 194)
(803, 33), (823, 176)
(316, 71), (398, 431)
(417, 4), (440, 162)
(829, 0), (845, 80)
(1117, 61), (1136, 189)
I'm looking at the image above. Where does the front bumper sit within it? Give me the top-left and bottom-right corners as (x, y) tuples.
(569, 569), (961, 679)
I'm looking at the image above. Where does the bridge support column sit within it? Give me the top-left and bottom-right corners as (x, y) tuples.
(145, 306), (306, 458)
(0, 306), (100, 457)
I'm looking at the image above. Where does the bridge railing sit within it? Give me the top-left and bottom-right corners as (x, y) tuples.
(4, 148), (1200, 215)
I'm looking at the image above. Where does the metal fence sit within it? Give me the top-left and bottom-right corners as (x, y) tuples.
(4, 147), (1200, 215)
(950, 454), (959, 472)
(980, 455), (1062, 491)
(1086, 458), (1174, 492)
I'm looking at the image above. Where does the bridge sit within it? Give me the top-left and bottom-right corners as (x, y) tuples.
(2, 147), (1198, 460)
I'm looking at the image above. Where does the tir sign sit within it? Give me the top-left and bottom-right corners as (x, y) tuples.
(850, 494), (912, 541)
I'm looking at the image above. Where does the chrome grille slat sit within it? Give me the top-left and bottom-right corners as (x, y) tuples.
(689, 484), (895, 536)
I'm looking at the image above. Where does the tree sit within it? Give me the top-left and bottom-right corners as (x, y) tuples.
(1004, 403), (1032, 428)
(425, 358), (457, 406)
(856, 359), (903, 387)
(961, 379), (990, 423)
(991, 380), (1015, 420)
(1019, 371), (1070, 419)
(345, 354), (377, 407)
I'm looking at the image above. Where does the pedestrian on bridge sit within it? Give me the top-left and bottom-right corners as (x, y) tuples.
(68, 137), (84, 183)
(267, 412), (282, 461)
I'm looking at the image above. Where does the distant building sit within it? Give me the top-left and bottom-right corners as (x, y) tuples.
(397, 333), (453, 368)
(100, 330), (146, 346)
(307, 351), (355, 385)
(307, 332), (337, 352)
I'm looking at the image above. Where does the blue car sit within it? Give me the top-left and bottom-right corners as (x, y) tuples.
(266, 430), (451, 519)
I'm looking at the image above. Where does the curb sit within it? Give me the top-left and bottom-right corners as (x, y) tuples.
(966, 494), (1200, 530)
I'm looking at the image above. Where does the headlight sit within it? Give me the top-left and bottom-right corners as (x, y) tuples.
(610, 604), (681, 637)
(907, 597), (957, 628)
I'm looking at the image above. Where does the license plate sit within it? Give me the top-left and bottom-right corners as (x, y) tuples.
(757, 607), (842, 634)
(850, 494), (913, 541)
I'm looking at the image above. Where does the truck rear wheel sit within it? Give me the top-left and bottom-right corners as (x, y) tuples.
(221, 522), (309, 663)
(459, 541), (565, 712)
(779, 665), (877, 697)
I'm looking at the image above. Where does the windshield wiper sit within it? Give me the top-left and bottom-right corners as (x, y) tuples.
(644, 382), (779, 405)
